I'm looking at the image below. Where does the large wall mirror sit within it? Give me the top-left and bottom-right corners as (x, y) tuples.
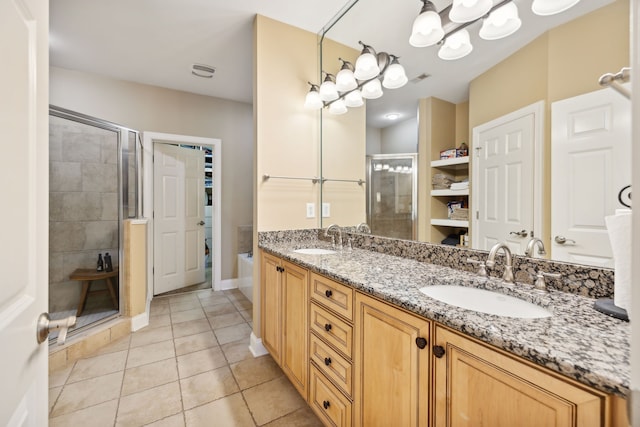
(319, 0), (631, 267)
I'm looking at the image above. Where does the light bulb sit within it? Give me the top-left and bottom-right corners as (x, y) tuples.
(328, 99), (347, 115)
(345, 90), (364, 108)
(532, 0), (581, 16)
(409, 1), (444, 47)
(304, 87), (323, 110)
(354, 43), (380, 80)
(480, 3), (521, 41)
(361, 79), (383, 99)
(438, 29), (473, 60)
(450, 0), (492, 23)
(382, 60), (408, 89)
(319, 74), (338, 102)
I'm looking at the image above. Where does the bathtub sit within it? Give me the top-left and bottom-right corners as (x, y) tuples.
(237, 253), (253, 303)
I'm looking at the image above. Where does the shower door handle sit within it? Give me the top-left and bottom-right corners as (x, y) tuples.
(198, 221), (205, 226)
(37, 313), (76, 346)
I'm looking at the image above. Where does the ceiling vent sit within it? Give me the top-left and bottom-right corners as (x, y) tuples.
(410, 73), (431, 84)
(192, 64), (216, 78)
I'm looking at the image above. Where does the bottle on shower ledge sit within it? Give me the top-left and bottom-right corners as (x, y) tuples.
(97, 253), (104, 272)
(104, 252), (113, 272)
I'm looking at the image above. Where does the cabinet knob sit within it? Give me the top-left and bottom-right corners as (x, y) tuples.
(324, 357), (332, 366)
(415, 337), (428, 349)
(324, 323), (332, 332)
(433, 345), (446, 358)
(323, 400), (331, 410)
(325, 289), (333, 298)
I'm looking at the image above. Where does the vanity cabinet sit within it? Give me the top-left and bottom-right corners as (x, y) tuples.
(308, 273), (355, 426)
(260, 251), (308, 398)
(354, 292), (431, 427)
(433, 325), (609, 427)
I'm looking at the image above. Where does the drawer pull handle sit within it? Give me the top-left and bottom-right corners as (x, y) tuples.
(324, 357), (332, 366)
(415, 337), (428, 349)
(324, 323), (332, 332)
(323, 400), (331, 410)
(325, 289), (333, 298)
(433, 345), (446, 358)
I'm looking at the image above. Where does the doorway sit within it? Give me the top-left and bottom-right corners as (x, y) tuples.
(143, 132), (222, 299)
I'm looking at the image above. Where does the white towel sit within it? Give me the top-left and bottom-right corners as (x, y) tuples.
(605, 208), (632, 319)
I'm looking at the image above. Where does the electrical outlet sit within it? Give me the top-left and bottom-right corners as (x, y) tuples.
(322, 203), (330, 218)
(306, 203), (315, 218)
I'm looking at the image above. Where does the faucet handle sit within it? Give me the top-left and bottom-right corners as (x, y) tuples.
(534, 271), (561, 291)
(466, 258), (487, 277)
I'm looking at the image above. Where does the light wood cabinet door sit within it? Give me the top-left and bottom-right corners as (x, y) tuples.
(354, 293), (431, 427)
(433, 326), (606, 427)
(260, 251), (282, 364)
(281, 260), (309, 398)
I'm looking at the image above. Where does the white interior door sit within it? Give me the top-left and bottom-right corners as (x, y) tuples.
(154, 144), (205, 294)
(472, 103), (542, 255)
(0, 0), (49, 424)
(551, 87), (631, 267)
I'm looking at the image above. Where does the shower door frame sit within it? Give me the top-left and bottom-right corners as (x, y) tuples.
(49, 105), (142, 337)
(365, 153), (418, 240)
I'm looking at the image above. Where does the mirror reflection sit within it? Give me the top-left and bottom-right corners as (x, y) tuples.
(319, 0), (630, 266)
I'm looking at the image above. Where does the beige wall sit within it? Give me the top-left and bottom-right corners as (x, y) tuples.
(468, 0), (629, 246)
(254, 15), (321, 232)
(50, 66), (253, 281)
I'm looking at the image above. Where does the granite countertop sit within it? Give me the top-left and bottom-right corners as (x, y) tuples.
(259, 238), (630, 397)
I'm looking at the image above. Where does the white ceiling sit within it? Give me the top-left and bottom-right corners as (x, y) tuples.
(50, 0), (614, 128)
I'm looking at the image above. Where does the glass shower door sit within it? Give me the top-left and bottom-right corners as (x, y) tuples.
(366, 154), (417, 240)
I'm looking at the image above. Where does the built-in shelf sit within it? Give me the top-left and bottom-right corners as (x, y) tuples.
(431, 156), (469, 169)
(431, 189), (469, 196)
(431, 219), (469, 228)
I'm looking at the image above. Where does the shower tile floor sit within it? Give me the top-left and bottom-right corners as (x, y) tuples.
(48, 288), (323, 427)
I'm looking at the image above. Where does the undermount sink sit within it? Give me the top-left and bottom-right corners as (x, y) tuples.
(419, 285), (552, 319)
(292, 248), (337, 255)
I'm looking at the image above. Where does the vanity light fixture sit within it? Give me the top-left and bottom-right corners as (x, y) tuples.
(410, 0), (580, 61)
(304, 41), (408, 114)
(532, 0), (581, 16)
(479, 2), (522, 40)
(438, 29), (473, 60)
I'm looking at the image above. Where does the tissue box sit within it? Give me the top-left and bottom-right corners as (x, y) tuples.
(440, 149), (457, 159)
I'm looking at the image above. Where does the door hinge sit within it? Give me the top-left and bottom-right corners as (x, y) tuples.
(476, 211), (479, 220)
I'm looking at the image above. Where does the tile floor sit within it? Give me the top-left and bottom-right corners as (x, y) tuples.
(49, 288), (323, 427)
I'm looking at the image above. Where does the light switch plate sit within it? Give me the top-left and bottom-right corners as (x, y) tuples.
(306, 203), (315, 218)
(322, 203), (330, 218)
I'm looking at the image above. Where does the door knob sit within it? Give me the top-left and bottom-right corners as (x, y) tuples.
(198, 220), (205, 226)
(37, 313), (76, 345)
(554, 236), (576, 245)
(509, 230), (528, 237)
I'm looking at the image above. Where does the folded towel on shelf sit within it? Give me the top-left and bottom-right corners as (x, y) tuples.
(450, 180), (469, 191)
(432, 173), (455, 190)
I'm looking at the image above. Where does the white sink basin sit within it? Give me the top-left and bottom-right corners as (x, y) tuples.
(419, 285), (552, 319)
(293, 248), (337, 255)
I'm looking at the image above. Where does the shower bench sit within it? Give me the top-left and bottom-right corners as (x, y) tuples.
(69, 267), (119, 316)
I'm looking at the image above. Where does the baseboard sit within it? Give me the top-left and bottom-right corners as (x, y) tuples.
(220, 278), (239, 291)
(131, 311), (149, 332)
(249, 332), (269, 357)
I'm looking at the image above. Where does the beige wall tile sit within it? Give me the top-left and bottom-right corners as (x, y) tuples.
(243, 376), (306, 426)
(121, 358), (178, 397)
(67, 328), (111, 361)
(180, 366), (239, 410)
(51, 371), (123, 417)
(50, 399), (118, 427)
(184, 393), (254, 427)
(93, 335), (131, 356)
(116, 381), (182, 427)
(110, 318), (131, 341)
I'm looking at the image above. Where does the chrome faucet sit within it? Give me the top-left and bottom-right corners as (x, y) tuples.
(356, 222), (371, 233)
(485, 242), (514, 282)
(524, 237), (546, 257)
(325, 224), (342, 249)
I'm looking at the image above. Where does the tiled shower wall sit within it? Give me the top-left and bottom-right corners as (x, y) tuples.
(49, 116), (119, 313)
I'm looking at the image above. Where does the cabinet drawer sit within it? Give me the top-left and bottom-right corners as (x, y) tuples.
(310, 302), (353, 359)
(310, 333), (353, 397)
(310, 273), (354, 321)
(310, 364), (352, 427)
